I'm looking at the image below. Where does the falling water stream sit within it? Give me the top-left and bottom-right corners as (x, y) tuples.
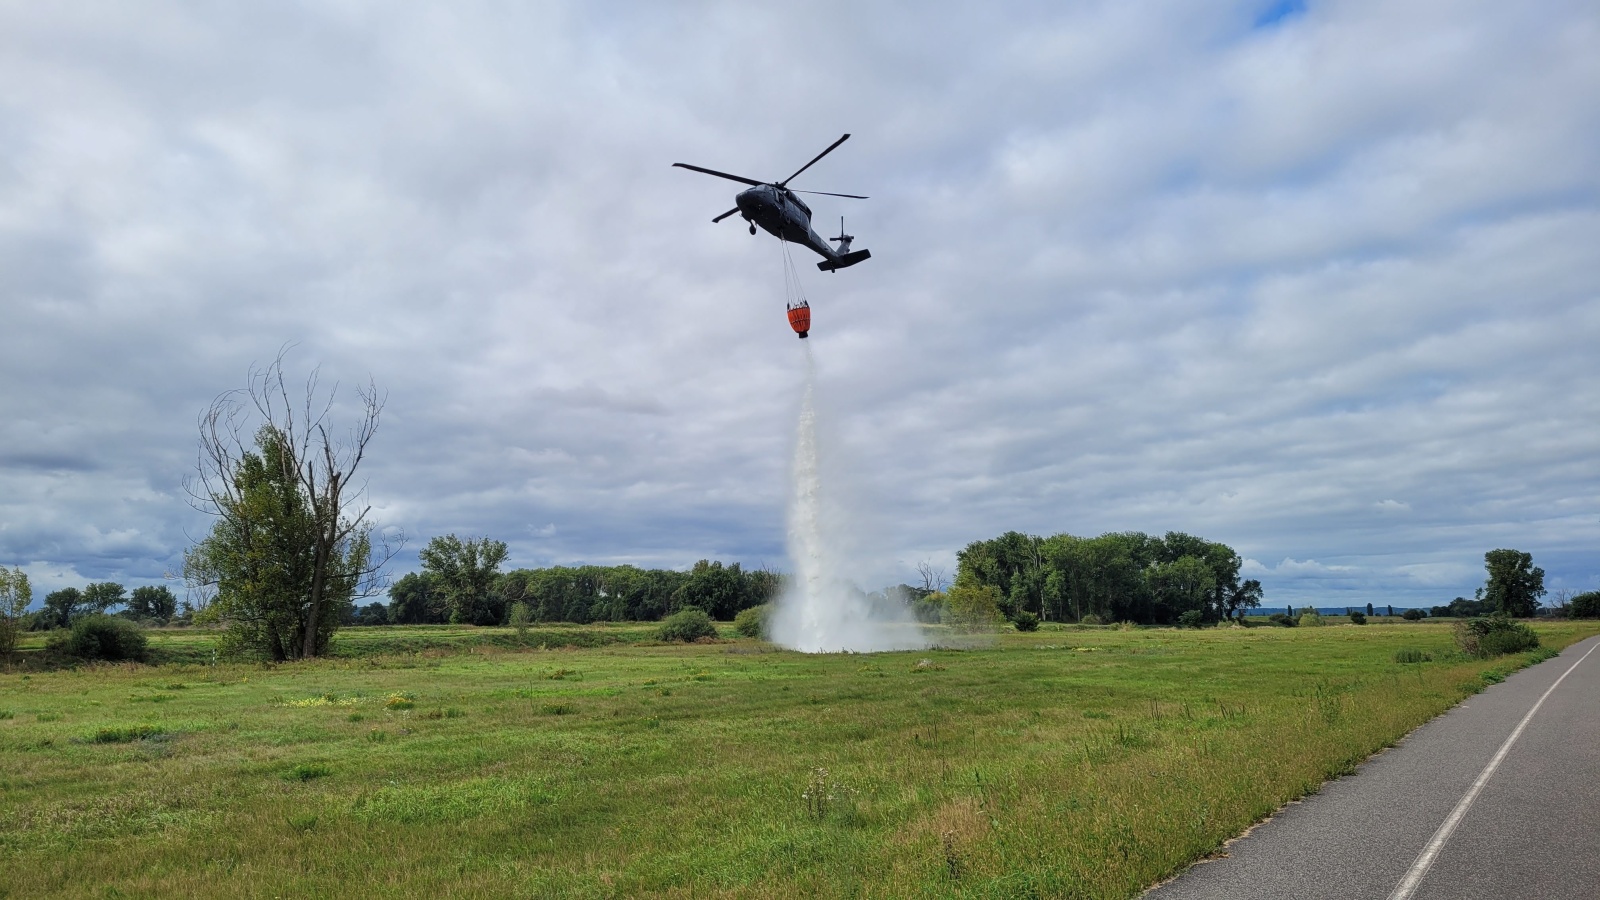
(769, 342), (929, 653)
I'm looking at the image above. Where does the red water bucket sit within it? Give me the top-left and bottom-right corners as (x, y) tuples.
(787, 302), (810, 339)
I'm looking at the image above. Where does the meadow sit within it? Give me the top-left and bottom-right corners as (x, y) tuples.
(2, 619), (1596, 899)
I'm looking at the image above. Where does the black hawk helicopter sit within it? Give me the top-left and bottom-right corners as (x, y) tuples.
(673, 133), (871, 272)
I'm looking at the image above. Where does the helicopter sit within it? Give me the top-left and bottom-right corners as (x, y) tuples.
(673, 133), (872, 272)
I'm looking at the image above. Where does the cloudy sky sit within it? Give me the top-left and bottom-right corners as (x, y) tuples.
(2, 0), (1597, 609)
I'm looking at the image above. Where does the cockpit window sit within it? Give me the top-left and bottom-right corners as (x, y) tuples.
(784, 190), (811, 216)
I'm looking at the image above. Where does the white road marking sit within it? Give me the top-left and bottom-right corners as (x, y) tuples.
(1387, 640), (1600, 900)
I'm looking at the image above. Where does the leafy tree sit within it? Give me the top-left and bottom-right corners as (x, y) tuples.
(388, 571), (444, 624)
(1432, 596), (1489, 618)
(354, 602), (390, 626)
(41, 588), (85, 629)
(1482, 549), (1545, 617)
(674, 560), (748, 620)
(1223, 579), (1264, 621)
(419, 535), (509, 625)
(1403, 608), (1426, 621)
(0, 565), (32, 659)
(1148, 556), (1215, 622)
(126, 585), (178, 623)
(1366, 603), (1375, 617)
(82, 582), (127, 614)
(186, 425), (375, 660)
(945, 580), (1004, 633)
(185, 356), (391, 660)
(1568, 591), (1600, 619)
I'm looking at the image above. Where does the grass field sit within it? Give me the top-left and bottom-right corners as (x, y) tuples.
(2, 620), (1596, 898)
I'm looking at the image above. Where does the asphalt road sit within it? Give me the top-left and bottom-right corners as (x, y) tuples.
(1144, 634), (1600, 900)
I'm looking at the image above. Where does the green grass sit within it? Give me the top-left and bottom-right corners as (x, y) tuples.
(1, 620), (1595, 898)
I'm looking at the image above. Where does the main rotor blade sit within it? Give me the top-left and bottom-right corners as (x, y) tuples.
(778, 133), (850, 188)
(711, 207), (742, 223)
(793, 190), (869, 199)
(672, 162), (763, 187)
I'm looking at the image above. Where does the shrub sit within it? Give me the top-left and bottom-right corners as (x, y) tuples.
(657, 608), (717, 642)
(1402, 608), (1426, 621)
(508, 601), (532, 639)
(89, 724), (163, 744)
(50, 614), (148, 661)
(1012, 611), (1040, 632)
(1079, 613), (1104, 626)
(1296, 611), (1325, 627)
(1479, 626), (1540, 657)
(1349, 612), (1367, 625)
(1266, 613), (1296, 628)
(1176, 610), (1205, 629)
(1393, 648), (1430, 664)
(1570, 591), (1600, 619)
(944, 583), (1004, 633)
(284, 763), (332, 782)
(733, 604), (770, 639)
(1454, 615), (1540, 658)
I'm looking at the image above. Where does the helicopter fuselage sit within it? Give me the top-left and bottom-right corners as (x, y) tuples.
(735, 184), (840, 263)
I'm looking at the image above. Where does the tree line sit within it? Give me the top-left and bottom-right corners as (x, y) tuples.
(367, 534), (782, 627)
(952, 530), (1264, 625)
(14, 580), (181, 631)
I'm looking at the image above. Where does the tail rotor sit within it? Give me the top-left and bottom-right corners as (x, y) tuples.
(829, 216), (854, 254)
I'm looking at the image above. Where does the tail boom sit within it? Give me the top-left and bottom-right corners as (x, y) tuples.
(817, 249), (871, 272)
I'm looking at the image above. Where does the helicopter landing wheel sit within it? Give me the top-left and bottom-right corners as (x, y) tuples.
(749, 223), (757, 235)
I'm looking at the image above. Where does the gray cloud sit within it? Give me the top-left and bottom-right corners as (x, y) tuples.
(1, 1), (1596, 608)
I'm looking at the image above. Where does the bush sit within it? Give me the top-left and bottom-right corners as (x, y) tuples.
(1402, 608), (1426, 621)
(1479, 626), (1540, 657)
(1570, 591), (1600, 619)
(1079, 613), (1104, 626)
(90, 724), (163, 744)
(508, 601), (532, 639)
(944, 583), (1005, 633)
(657, 608), (717, 642)
(1177, 610), (1205, 629)
(49, 614), (148, 661)
(1454, 615), (1540, 658)
(1296, 611), (1325, 627)
(1349, 612), (1367, 625)
(1012, 611), (1040, 632)
(733, 604), (770, 639)
(1394, 648), (1431, 664)
(284, 763), (332, 782)
(1266, 613), (1296, 627)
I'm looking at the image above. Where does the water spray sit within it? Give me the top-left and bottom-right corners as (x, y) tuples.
(769, 343), (930, 653)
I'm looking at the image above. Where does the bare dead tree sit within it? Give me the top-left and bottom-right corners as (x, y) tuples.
(186, 349), (398, 659)
(916, 560), (948, 594)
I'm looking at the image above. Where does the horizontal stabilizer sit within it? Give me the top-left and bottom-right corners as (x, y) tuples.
(817, 249), (871, 272)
